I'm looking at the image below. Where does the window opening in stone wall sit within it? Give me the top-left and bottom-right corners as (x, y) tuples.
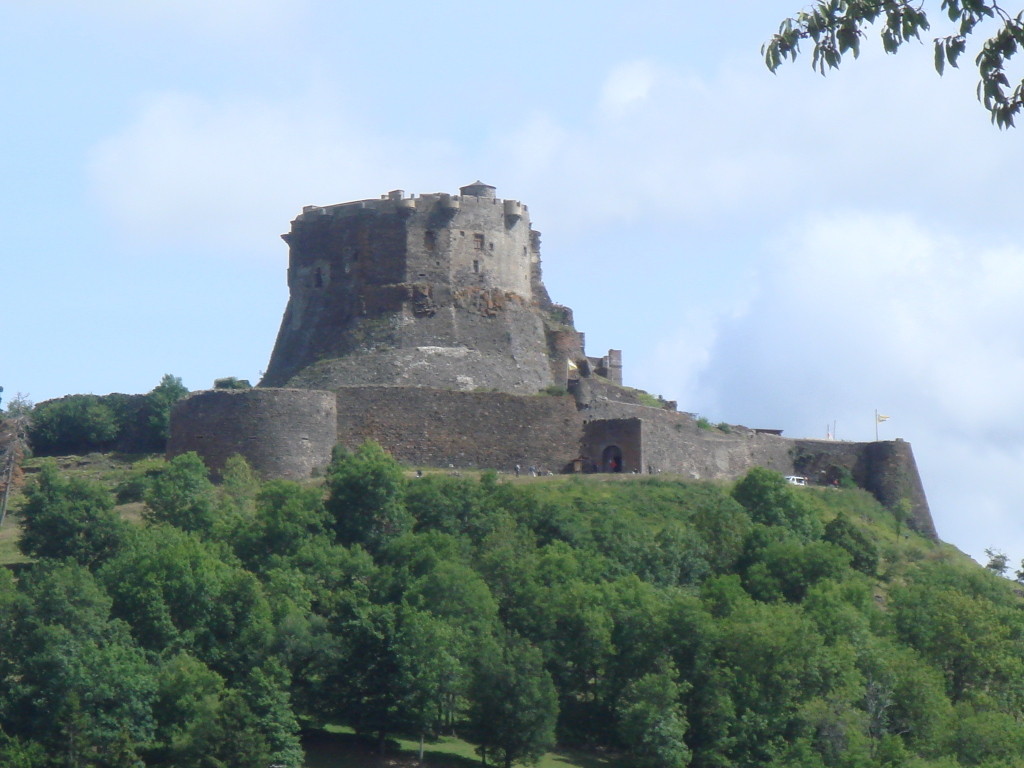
(473, 260), (480, 273)
(489, 242), (494, 251)
(314, 267), (324, 288)
(424, 230), (437, 250)
(474, 233), (485, 250)
(602, 445), (623, 473)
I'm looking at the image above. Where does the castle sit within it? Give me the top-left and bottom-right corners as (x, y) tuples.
(168, 183), (937, 537)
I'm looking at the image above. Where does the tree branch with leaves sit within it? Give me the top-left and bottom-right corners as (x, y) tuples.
(764, 1), (1024, 127)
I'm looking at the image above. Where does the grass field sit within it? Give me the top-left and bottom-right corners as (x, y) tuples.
(303, 728), (622, 768)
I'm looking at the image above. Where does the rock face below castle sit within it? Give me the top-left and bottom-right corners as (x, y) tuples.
(169, 183), (938, 540)
(260, 183), (580, 394)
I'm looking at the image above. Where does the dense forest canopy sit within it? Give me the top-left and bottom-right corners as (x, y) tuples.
(1, 439), (1022, 768)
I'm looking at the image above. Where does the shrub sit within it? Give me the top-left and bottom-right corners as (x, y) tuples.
(29, 395), (119, 455)
(213, 377), (251, 390)
(539, 384), (568, 396)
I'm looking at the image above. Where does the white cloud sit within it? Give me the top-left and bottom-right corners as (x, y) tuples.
(693, 211), (1024, 561)
(600, 60), (659, 116)
(88, 90), (463, 255)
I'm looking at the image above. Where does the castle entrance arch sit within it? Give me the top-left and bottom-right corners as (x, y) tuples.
(602, 445), (623, 473)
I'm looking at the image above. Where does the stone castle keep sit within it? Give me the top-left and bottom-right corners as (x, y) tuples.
(168, 182), (937, 537)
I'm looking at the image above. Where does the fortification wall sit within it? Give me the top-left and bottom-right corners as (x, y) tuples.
(788, 438), (936, 537)
(333, 387), (582, 473)
(576, 406), (936, 537)
(167, 389), (337, 479)
(578, 406), (796, 479)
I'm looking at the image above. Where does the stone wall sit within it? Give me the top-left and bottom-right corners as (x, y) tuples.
(333, 387), (582, 473)
(168, 389), (337, 479)
(582, 419), (643, 473)
(787, 437), (936, 537)
(576, 403), (936, 537)
(167, 384), (936, 538)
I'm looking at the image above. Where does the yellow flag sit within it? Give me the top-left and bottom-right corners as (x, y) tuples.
(876, 413), (890, 423)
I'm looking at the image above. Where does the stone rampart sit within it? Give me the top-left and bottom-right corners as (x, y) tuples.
(787, 438), (935, 537)
(333, 387), (582, 473)
(576, 404), (935, 536)
(168, 389), (337, 479)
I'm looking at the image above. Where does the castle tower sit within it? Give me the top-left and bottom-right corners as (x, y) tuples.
(260, 184), (581, 394)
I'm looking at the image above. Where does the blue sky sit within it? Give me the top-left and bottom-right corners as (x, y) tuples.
(5, 1), (1024, 565)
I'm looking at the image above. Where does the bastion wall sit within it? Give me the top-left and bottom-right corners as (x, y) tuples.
(168, 384), (934, 539)
(167, 389), (337, 479)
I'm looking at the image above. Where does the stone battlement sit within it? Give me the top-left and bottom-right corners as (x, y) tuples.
(299, 186), (528, 222)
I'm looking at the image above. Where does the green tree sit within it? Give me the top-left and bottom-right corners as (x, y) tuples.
(144, 452), (218, 534)
(690, 601), (828, 766)
(732, 468), (822, 540)
(0, 561), (156, 767)
(616, 662), (692, 768)
(889, 578), (1023, 705)
(764, 0), (1024, 127)
(741, 537), (852, 603)
(216, 454), (261, 522)
(28, 395), (119, 455)
(947, 708), (1024, 766)
(144, 374), (189, 446)
(18, 461), (127, 567)
(689, 490), (752, 572)
(467, 635), (558, 768)
(984, 547), (1009, 575)
(99, 524), (274, 679)
(403, 556), (500, 635)
(325, 441), (412, 553)
(856, 637), (952, 754)
(325, 604), (463, 754)
(0, 731), (47, 768)
(824, 514), (879, 576)
(230, 479), (330, 572)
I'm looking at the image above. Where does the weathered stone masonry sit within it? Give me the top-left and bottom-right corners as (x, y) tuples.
(169, 182), (937, 538)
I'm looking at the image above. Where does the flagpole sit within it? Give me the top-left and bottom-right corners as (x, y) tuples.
(874, 410), (878, 442)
